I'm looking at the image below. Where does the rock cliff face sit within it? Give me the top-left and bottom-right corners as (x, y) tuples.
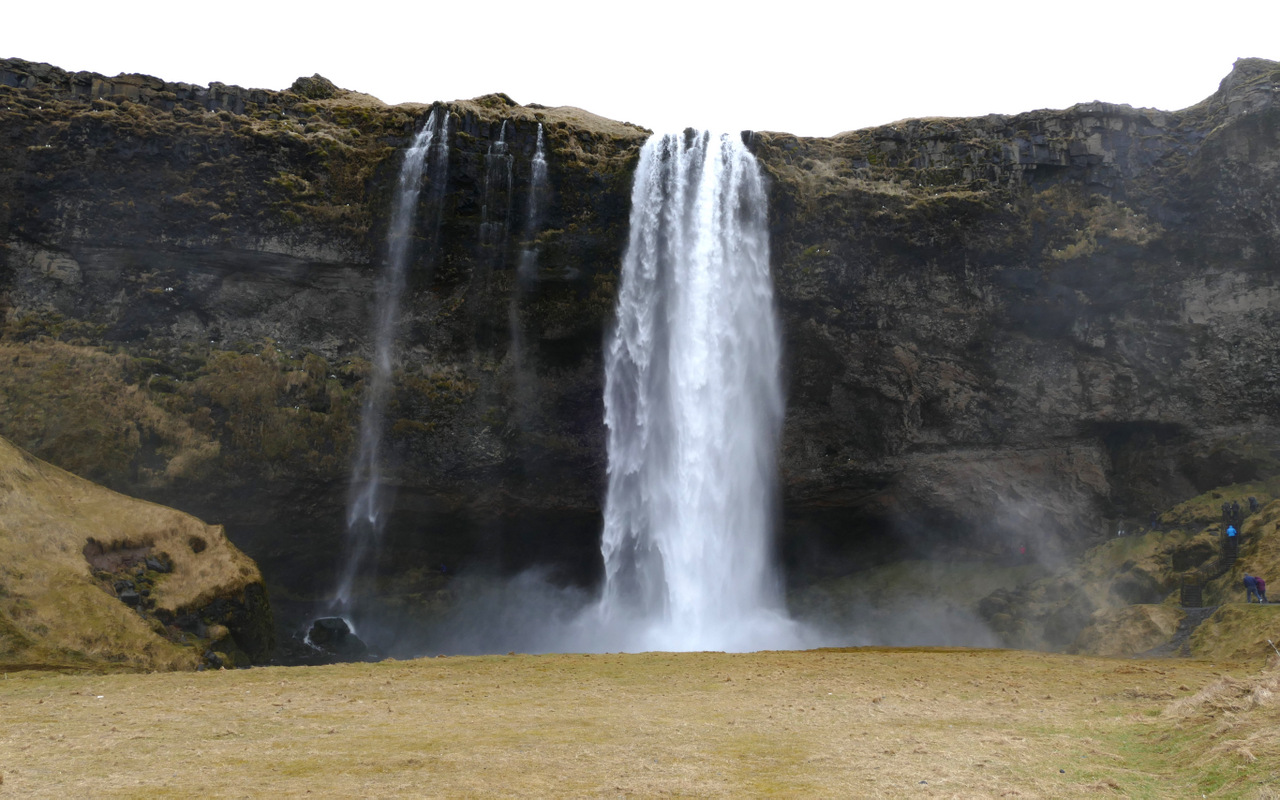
(758, 57), (1280, 569)
(2, 57), (1279, 625)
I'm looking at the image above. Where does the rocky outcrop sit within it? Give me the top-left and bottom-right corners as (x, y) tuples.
(2, 56), (1280, 629)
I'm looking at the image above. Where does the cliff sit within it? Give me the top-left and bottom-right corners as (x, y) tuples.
(2, 57), (1279, 629)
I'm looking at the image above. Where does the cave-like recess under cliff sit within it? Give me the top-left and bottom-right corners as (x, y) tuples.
(2, 57), (1280, 628)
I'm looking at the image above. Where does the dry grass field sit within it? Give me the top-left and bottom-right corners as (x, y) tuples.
(3, 647), (1280, 798)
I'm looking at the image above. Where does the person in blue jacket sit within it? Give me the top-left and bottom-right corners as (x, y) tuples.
(1244, 574), (1261, 603)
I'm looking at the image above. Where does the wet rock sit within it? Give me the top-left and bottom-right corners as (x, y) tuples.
(307, 617), (368, 659)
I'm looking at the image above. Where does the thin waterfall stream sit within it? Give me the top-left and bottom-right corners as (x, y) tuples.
(334, 109), (450, 612)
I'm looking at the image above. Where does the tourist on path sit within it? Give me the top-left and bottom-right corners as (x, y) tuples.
(1244, 574), (1262, 603)
(1257, 576), (1268, 603)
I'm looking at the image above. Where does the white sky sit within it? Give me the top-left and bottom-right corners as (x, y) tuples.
(3, 1), (1277, 137)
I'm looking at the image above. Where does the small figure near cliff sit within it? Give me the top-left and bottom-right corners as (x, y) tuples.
(1257, 576), (1269, 603)
(1231, 500), (1242, 524)
(1222, 502), (1231, 524)
(1227, 524), (1238, 539)
(1244, 574), (1261, 603)
(1148, 511), (1159, 531)
(1249, 496), (1259, 515)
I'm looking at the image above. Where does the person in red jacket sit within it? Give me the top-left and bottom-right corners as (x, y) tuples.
(1257, 576), (1269, 603)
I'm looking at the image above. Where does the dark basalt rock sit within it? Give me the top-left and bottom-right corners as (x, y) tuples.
(306, 617), (368, 659)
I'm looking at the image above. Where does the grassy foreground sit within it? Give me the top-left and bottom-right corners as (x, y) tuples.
(3, 648), (1279, 798)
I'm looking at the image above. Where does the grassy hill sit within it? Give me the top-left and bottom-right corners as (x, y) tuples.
(0, 435), (270, 671)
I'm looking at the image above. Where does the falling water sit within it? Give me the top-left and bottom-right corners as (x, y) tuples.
(334, 109), (449, 609)
(508, 123), (550, 433)
(517, 123), (549, 284)
(596, 130), (806, 652)
(481, 120), (514, 247)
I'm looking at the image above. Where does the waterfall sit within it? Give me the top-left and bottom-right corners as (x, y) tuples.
(508, 123), (550, 435)
(596, 130), (804, 652)
(481, 120), (514, 247)
(334, 109), (450, 610)
(517, 123), (549, 284)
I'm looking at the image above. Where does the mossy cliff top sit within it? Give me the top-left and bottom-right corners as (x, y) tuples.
(0, 57), (646, 260)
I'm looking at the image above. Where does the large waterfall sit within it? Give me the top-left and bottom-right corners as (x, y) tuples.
(335, 109), (449, 609)
(596, 131), (805, 652)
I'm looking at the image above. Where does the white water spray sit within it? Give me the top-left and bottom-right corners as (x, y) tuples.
(596, 131), (807, 652)
(335, 110), (449, 609)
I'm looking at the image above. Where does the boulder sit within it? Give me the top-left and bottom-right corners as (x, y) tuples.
(307, 617), (368, 659)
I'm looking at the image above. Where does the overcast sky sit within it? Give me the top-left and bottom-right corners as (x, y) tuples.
(3, 1), (1277, 137)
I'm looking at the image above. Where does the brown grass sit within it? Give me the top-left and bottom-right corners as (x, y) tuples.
(0, 436), (259, 671)
(0, 648), (1277, 797)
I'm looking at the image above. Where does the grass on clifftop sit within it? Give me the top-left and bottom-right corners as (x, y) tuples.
(1, 649), (1278, 797)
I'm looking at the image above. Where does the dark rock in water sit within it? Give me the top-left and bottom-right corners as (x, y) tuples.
(307, 616), (350, 645)
(307, 617), (368, 659)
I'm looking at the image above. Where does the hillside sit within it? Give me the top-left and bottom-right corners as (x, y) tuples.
(0, 434), (272, 671)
